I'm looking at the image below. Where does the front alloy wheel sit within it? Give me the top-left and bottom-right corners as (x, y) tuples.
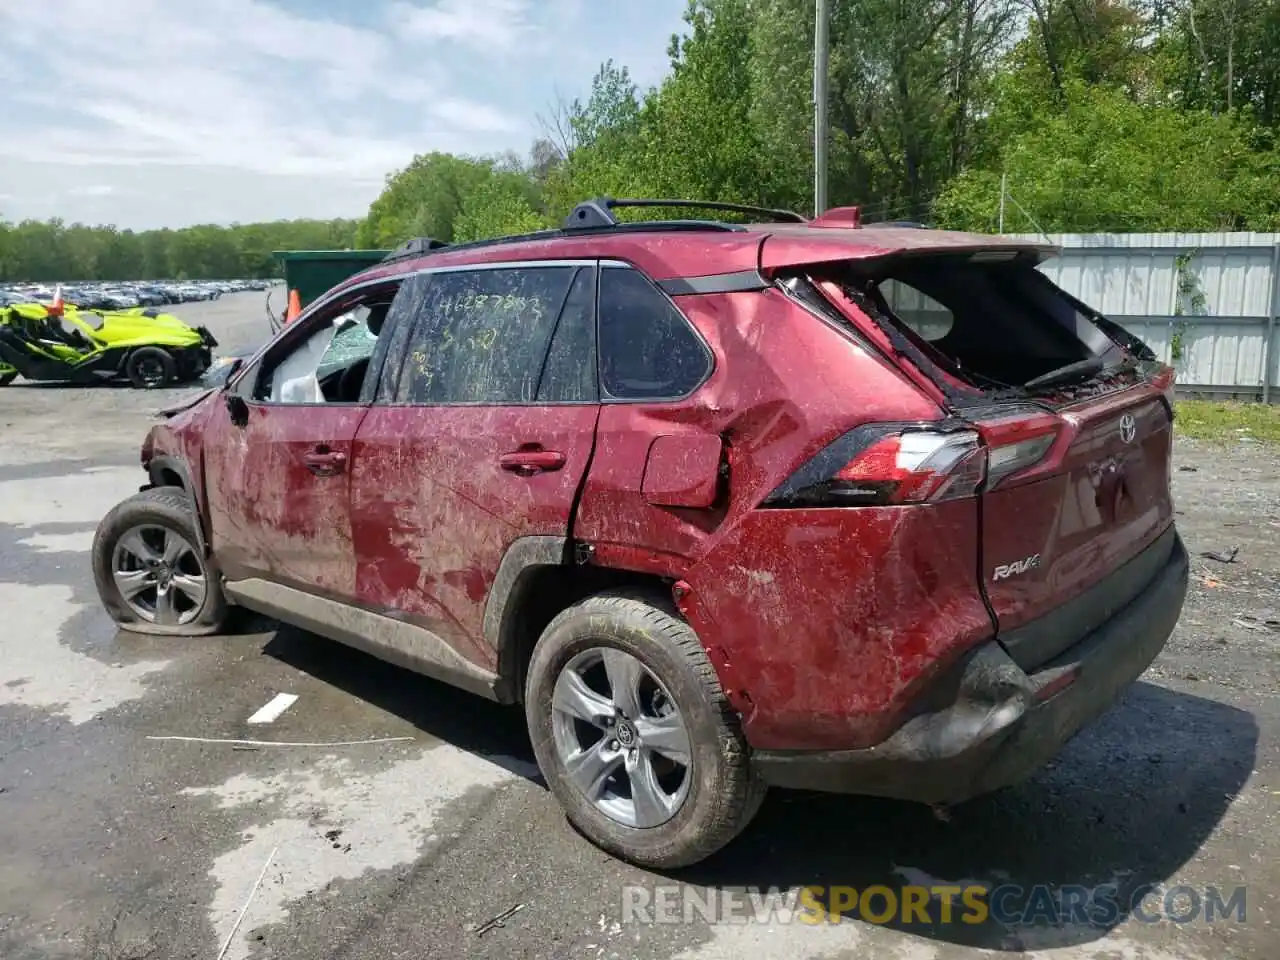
(111, 524), (207, 626)
(91, 487), (228, 636)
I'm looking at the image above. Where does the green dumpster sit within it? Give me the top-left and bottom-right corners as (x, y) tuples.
(272, 249), (391, 309)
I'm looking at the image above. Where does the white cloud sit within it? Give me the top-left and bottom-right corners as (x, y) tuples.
(0, 0), (688, 229)
(393, 0), (534, 51)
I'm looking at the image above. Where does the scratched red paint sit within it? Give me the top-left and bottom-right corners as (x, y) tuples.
(349, 404), (597, 670)
(133, 218), (1175, 767)
(640, 434), (724, 508)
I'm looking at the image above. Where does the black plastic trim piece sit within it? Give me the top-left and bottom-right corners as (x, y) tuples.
(382, 236), (450, 261)
(143, 455), (209, 556)
(483, 535), (571, 702)
(659, 270), (769, 297)
(225, 578), (501, 701)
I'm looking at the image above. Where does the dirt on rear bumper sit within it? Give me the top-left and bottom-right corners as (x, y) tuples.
(753, 529), (1190, 804)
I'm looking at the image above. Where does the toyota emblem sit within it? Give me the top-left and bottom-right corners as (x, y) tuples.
(1119, 413), (1137, 444)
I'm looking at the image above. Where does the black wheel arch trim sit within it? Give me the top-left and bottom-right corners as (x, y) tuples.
(143, 455), (209, 556)
(484, 535), (571, 702)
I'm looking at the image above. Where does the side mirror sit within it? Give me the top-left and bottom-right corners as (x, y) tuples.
(225, 392), (249, 428)
(201, 355), (243, 389)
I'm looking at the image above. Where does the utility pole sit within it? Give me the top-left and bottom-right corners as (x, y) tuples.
(998, 171), (1007, 234)
(814, 0), (830, 216)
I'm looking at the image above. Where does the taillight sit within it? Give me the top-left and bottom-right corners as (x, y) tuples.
(968, 405), (1060, 489)
(764, 424), (986, 507)
(985, 433), (1055, 488)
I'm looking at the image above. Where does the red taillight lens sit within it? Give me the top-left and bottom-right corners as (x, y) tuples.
(765, 425), (986, 507)
(985, 433), (1056, 488)
(834, 431), (986, 503)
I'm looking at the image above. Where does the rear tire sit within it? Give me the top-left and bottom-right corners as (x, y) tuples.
(0, 371), (16, 387)
(92, 487), (227, 636)
(525, 589), (766, 869)
(126, 347), (176, 389)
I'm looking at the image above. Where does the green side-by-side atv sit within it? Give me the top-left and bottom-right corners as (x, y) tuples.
(0, 303), (217, 389)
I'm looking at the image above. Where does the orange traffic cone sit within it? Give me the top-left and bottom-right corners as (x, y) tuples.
(285, 289), (302, 323)
(48, 284), (65, 317)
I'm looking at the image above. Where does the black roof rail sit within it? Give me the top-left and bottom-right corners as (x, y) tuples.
(563, 197), (807, 230)
(373, 221), (758, 266)
(382, 236), (450, 262)
(864, 220), (929, 229)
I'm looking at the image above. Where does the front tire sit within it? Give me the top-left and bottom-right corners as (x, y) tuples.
(92, 487), (227, 636)
(525, 590), (765, 869)
(126, 347), (176, 389)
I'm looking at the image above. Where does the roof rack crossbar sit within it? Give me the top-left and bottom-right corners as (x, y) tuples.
(382, 236), (450, 262)
(563, 197), (806, 230)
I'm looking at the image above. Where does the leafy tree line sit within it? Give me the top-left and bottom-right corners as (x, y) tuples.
(360, 0), (1280, 244)
(0, 218), (359, 283)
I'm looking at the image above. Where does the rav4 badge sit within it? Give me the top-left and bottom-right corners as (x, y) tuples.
(993, 554), (1042, 581)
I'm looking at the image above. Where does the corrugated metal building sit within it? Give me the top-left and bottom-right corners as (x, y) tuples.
(889, 232), (1280, 402)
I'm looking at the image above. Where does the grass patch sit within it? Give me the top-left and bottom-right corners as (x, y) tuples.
(1174, 400), (1280, 443)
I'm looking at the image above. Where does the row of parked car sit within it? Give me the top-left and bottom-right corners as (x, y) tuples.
(0, 279), (273, 311)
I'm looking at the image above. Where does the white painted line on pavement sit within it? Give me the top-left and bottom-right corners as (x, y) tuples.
(246, 693), (298, 725)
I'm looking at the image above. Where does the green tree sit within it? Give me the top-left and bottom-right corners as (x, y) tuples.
(0, 217), (360, 282)
(356, 152), (495, 247)
(452, 174), (550, 242)
(934, 78), (1280, 231)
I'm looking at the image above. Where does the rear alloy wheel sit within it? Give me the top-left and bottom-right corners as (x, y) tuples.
(526, 590), (765, 869)
(126, 346), (176, 389)
(92, 487), (227, 636)
(552, 647), (694, 828)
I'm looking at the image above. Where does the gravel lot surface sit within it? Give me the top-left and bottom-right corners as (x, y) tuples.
(0, 291), (1276, 959)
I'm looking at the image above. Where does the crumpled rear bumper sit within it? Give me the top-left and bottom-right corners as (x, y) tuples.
(753, 530), (1189, 804)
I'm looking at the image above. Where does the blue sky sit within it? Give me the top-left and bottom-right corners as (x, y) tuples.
(0, 0), (689, 229)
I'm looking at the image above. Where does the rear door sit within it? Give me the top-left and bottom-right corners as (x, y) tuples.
(349, 262), (600, 671)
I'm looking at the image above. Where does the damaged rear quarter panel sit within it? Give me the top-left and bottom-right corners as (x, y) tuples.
(575, 288), (941, 569)
(685, 501), (993, 752)
(574, 287), (990, 751)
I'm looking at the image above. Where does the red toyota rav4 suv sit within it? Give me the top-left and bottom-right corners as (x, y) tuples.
(92, 199), (1188, 868)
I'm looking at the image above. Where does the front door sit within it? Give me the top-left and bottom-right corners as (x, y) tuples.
(203, 285), (399, 597)
(350, 263), (601, 671)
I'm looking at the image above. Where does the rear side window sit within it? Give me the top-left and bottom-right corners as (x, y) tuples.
(598, 266), (711, 400)
(536, 266), (598, 403)
(393, 267), (575, 404)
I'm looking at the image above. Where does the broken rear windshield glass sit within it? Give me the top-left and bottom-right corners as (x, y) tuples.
(826, 256), (1129, 398)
